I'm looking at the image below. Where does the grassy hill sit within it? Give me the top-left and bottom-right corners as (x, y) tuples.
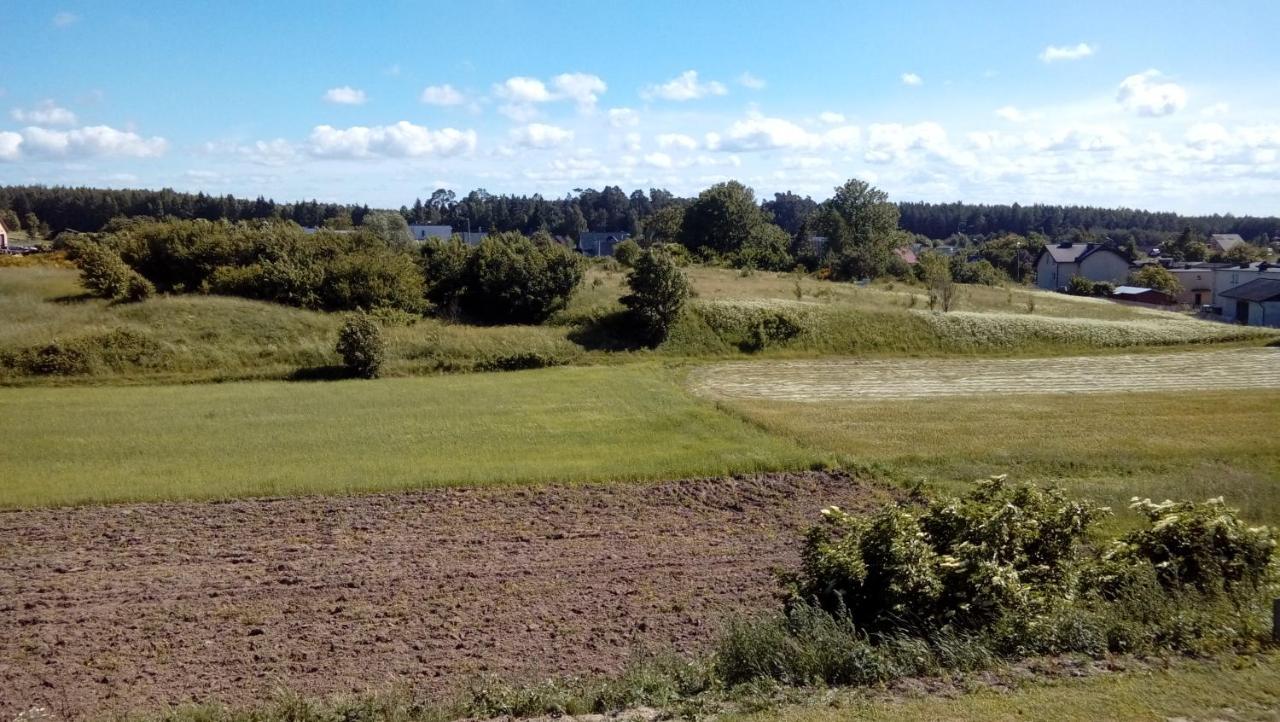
(3, 261), (1274, 385)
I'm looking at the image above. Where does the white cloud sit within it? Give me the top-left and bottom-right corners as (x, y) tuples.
(901, 72), (923, 86)
(323, 86), (367, 105)
(657, 133), (698, 151)
(738, 72), (766, 90)
(16, 125), (167, 159)
(623, 132), (642, 152)
(308, 121), (476, 158)
(552, 73), (607, 111)
(420, 84), (465, 106)
(11, 100), (77, 126)
(1116, 70), (1187, 117)
(712, 114), (821, 151)
(818, 111), (846, 125)
(608, 107), (640, 128)
(495, 76), (553, 103)
(640, 70), (728, 101)
(509, 123), (574, 149)
(1043, 125), (1130, 152)
(644, 152), (674, 168)
(52, 11), (79, 27)
(1201, 102), (1230, 118)
(994, 105), (1032, 123)
(0, 131), (22, 161)
(864, 122), (947, 163)
(1039, 43), (1096, 63)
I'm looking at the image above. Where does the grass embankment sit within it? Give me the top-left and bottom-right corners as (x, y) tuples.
(730, 656), (1280, 722)
(723, 389), (1280, 528)
(4, 264), (1274, 385)
(0, 365), (818, 508)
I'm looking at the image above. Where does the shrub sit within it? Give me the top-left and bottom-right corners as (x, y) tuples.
(695, 300), (817, 352)
(335, 313), (385, 378)
(736, 224), (794, 271)
(73, 242), (153, 301)
(621, 248), (691, 345)
(462, 232), (585, 324)
(612, 238), (642, 267)
(1, 329), (169, 376)
(950, 258), (1006, 286)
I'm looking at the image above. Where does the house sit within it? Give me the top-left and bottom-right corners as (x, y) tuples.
(1214, 262), (1280, 321)
(408, 224), (453, 243)
(1167, 264), (1219, 307)
(1218, 278), (1280, 327)
(1112, 286), (1177, 307)
(1208, 234), (1246, 255)
(0, 216), (7, 252)
(578, 231), (631, 257)
(457, 231), (487, 246)
(1033, 242), (1130, 290)
(893, 245), (918, 265)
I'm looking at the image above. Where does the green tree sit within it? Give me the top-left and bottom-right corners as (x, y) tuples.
(1128, 265), (1181, 295)
(679, 181), (765, 254)
(641, 205), (685, 247)
(335, 313), (385, 378)
(737, 223), (794, 271)
(811, 178), (900, 279)
(612, 238), (642, 266)
(72, 241), (155, 301)
(361, 211), (414, 249)
(918, 251), (955, 311)
(463, 232), (585, 324)
(1165, 226), (1209, 261)
(621, 248), (690, 345)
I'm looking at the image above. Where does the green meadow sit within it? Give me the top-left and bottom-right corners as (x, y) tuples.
(0, 365), (818, 508)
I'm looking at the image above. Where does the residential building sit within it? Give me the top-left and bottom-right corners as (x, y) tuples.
(578, 231), (631, 257)
(1208, 233), (1246, 255)
(1167, 263), (1222, 307)
(1112, 286), (1176, 307)
(1218, 278), (1280, 327)
(0, 216), (7, 251)
(1214, 262), (1280, 321)
(1033, 242), (1130, 290)
(408, 225), (453, 242)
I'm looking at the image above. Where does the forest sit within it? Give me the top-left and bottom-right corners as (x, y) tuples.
(3, 183), (1277, 248)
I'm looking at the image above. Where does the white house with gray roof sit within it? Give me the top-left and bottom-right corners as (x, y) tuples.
(1033, 242), (1130, 290)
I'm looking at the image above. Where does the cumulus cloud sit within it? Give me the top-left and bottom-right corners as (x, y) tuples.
(552, 73), (607, 111)
(0, 131), (22, 161)
(1116, 70), (1187, 117)
(640, 71), (728, 101)
(643, 152), (673, 168)
(656, 133), (698, 151)
(323, 86), (367, 105)
(420, 84), (465, 106)
(818, 111), (846, 125)
(737, 72), (766, 90)
(11, 100), (77, 125)
(52, 11), (79, 27)
(308, 121), (476, 158)
(900, 72), (923, 86)
(495, 76), (553, 103)
(864, 122), (947, 163)
(1039, 43), (1095, 62)
(994, 105), (1032, 123)
(509, 123), (574, 149)
(14, 125), (168, 159)
(711, 114), (820, 151)
(608, 108), (640, 128)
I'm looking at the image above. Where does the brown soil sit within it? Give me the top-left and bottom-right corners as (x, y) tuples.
(0, 471), (889, 720)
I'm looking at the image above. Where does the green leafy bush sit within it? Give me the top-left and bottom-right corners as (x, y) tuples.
(335, 313), (385, 378)
(1, 328), (169, 376)
(421, 232), (585, 324)
(72, 241), (154, 301)
(621, 248), (690, 345)
(695, 300), (817, 352)
(612, 238), (642, 267)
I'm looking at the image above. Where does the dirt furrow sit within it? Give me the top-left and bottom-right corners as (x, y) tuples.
(0, 472), (889, 720)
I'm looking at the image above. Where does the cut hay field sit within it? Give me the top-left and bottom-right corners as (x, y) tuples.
(0, 365), (819, 508)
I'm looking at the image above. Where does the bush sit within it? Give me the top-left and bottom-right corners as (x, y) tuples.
(612, 238), (642, 267)
(696, 300), (817, 352)
(461, 232), (585, 324)
(72, 241), (153, 301)
(1, 329), (169, 376)
(735, 224), (794, 271)
(335, 313), (385, 378)
(950, 258), (1006, 286)
(621, 249), (690, 345)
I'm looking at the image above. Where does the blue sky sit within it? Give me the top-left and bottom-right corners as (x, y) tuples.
(2, 1), (1278, 213)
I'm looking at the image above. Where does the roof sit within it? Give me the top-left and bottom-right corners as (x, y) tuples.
(1113, 286), (1151, 295)
(1037, 242), (1125, 265)
(580, 231), (630, 243)
(1219, 277), (1280, 303)
(1208, 234), (1245, 253)
(893, 246), (918, 265)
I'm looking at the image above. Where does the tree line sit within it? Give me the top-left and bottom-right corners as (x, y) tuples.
(5, 184), (1277, 246)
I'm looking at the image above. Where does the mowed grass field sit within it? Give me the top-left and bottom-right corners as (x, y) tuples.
(0, 365), (820, 508)
(722, 388), (1280, 528)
